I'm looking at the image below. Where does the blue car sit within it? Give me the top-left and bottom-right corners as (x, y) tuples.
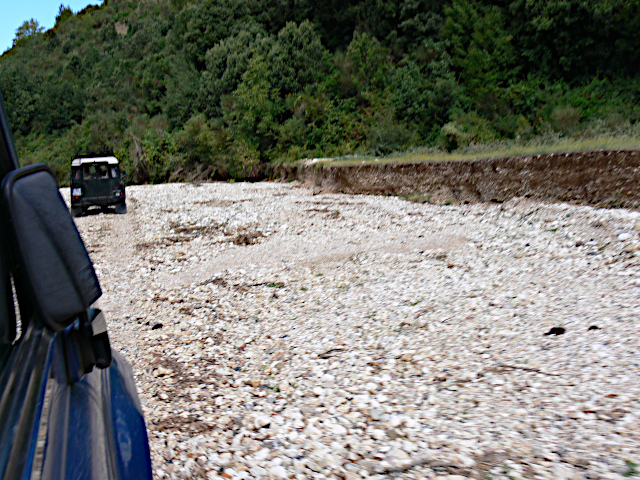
(0, 89), (152, 479)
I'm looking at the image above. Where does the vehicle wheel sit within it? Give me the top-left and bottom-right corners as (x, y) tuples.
(115, 202), (127, 215)
(70, 206), (83, 218)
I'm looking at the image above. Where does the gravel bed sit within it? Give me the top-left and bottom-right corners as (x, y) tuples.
(66, 182), (640, 480)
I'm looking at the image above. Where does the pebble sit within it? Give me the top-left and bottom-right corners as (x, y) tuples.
(331, 424), (348, 435)
(306, 460), (322, 472)
(65, 183), (640, 480)
(250, 466), (268, 477)
(255, 416), (271, 429)
(370, 408), (384, 421)
(268, 465), (288, 479)
(387, 448), (410, 460)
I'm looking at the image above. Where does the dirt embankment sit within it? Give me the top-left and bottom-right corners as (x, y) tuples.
(280, 150), (640, 209)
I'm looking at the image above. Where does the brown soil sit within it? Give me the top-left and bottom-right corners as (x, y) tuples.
(279, 150), (640, 209)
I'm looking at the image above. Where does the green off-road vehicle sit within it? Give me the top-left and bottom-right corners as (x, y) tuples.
(70, 152), (126, 217)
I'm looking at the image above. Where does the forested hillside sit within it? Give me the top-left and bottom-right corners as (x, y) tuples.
(1, 0), (639, 183)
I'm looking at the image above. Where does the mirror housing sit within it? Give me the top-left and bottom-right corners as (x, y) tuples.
(1, 164), (101, 332)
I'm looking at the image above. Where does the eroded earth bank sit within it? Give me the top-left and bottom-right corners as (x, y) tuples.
(284, 150), (640, 210)
(67, 181), (640, 480)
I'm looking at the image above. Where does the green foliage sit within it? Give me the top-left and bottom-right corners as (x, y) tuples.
(12, 19), (44, 48)
(223, 55), (282, 159)
(389, 45), (459, 139)
(266, 21), (328, 97)
(507, 0), (640, 80)
(161, 56), (202, 128)
(137, 54), (171, 116)
(439, 122), (468, 152)
(345, 32), (390, 92)
(175, 114), (234, 178)
(0, 63), (40, 135)
(395, 0), (445, 54)
(367, 111), (416, 155)
(201, 26), (274, 118)
(624, 460), (639, 477)
(55, 5), (74, 25)
(550, 106), (582, 135)
(121, 114), (182, 184)
(453, 112), (499, 144)
(444, 0), (519, 117)
(1, 0), (640, 184)
(172, 0), (252, 69)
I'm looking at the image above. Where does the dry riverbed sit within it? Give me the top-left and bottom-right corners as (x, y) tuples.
(67, 182), (640, 480)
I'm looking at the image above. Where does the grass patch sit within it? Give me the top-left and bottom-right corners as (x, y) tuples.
(624, 461), (639, 477)
(403, 192), (432, 203)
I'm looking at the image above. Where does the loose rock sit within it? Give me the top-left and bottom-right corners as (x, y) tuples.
(64, 182), (640, 480)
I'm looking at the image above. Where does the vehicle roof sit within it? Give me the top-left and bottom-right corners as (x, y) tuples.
(71, 156), (119, 166)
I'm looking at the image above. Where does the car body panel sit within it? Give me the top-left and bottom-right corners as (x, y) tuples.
(40, 346), (151, 480)
(0, 323), (151, 480)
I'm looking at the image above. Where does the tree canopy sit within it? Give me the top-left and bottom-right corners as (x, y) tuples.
(1, 0), (639, 183)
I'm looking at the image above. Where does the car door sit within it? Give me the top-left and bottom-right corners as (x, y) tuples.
(0, 90), (152, 479)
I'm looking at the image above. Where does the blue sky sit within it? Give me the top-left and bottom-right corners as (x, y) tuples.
(1, 1), (97, 54)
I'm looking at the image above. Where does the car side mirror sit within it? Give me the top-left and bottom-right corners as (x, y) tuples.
(1, 164), (101, 332)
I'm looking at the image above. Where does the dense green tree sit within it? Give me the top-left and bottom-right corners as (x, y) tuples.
(345, 32), (390, 92)
(223, 55), (283, 158)
(506, 0), (640, 80)
(12, 19), (44, 48)
(137, 54), (171, 116)
(266, 21), (329, 98)
(171, 0), (252, 69)
(390, 49), (459, 139)
(161, 56), (203, 128)
(201, 26), (274, 118)
(396, 0), (445, 53)
(444, 0), (518, 116)
(55, 5), (74, 25)
(0, 63), (41, 135)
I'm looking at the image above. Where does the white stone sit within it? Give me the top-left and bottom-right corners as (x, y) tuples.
(249, 466), (268, 477)
(332, 424), (348, 435)
(269, 465), (289, 479)
(253, 448), (271, 461)
(370, 408), (384, 421)
(387, 448), (409, 460)
(255, 416), (271, 429)
(388, 415), (403, 428)
(364, 382), (379, 393)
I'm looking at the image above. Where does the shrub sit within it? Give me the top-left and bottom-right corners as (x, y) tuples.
(438, 122), (468, 152)
(366, 112), (415, 156)
(550, 106), (582, 134)
(55, 5), (74, 25)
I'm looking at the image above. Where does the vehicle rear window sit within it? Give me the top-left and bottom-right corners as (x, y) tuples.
(82, 164), (110, 179)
